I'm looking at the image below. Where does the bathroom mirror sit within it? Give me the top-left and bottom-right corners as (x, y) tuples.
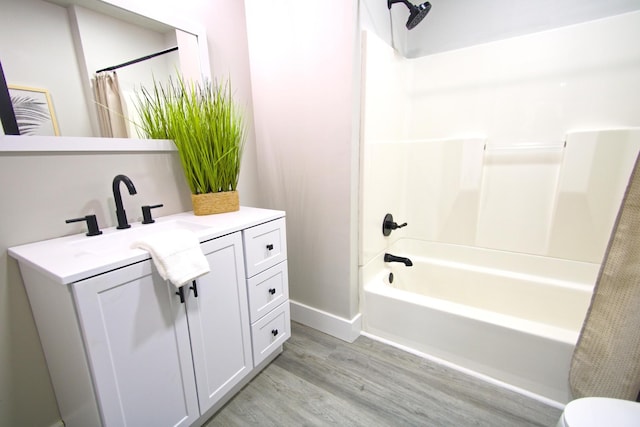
(0, 0), (210, 146)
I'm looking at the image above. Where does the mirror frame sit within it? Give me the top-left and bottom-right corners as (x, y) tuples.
(0, 0), (210, 152)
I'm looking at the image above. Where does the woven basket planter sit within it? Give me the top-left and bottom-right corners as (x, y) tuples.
(191, 191), (239, 215)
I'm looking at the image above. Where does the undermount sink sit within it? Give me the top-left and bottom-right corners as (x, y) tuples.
(68, 219), (209, 256)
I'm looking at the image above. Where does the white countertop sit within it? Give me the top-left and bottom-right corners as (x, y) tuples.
(8, 206), (285, 285)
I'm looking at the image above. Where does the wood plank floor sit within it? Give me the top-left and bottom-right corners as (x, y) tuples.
(206, 322), (562, 426)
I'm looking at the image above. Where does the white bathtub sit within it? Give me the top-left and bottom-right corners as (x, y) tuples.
(362, 239), (599, 404)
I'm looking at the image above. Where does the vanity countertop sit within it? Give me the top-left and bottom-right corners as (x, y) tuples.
(8, 206), (285, 285)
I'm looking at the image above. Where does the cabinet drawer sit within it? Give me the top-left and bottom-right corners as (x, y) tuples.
(243, 218), (287, 277)
(247, 261), (289, 323)
(251, 302), (290, 366)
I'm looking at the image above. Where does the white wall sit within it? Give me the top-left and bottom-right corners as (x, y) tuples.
(245, 0), (361, 334)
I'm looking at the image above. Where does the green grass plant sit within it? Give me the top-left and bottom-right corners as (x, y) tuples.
(135, 76), (245, 194)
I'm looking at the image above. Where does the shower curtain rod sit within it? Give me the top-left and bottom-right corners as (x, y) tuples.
(95, 46), (179, 74)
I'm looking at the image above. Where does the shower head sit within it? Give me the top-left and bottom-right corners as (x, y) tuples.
(406, 1), (431, 29)
(387, 0), (432, 30)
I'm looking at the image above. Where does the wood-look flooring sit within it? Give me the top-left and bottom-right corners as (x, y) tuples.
(206, 322), (562, 426)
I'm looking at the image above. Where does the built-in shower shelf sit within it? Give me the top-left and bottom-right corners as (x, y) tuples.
(483, 142), (566, 152)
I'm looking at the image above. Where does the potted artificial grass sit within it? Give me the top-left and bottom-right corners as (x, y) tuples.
(135, 76), (245, 215)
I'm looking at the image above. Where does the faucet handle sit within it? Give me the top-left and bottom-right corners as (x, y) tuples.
(141, 204), (164, 224)
(382, 213), (408, 236)
(66, 214), (103, 237)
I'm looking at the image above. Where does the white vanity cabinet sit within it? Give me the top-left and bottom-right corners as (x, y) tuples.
(72, 232), (251, 426)
(9, 207), (288, 427)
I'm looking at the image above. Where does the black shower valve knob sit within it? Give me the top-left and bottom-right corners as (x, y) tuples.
(382, 213), (408, 236)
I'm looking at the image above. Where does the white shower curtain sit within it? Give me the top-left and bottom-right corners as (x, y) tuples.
(92, 71), (129, 138)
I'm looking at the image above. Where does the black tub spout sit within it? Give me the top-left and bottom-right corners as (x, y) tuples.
(384, 253), (413, 266)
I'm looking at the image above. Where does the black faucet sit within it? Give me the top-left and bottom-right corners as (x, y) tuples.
(112, 174), (137, 229)
(384, 253), (413, 266)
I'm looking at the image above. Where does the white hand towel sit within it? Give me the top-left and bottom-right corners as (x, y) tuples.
(132, 229), (210, 288)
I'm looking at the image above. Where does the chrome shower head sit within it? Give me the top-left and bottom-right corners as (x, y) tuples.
(387, 0), (432, 30)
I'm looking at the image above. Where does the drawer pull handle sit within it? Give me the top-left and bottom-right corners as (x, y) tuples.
(271, 329), (279, 337)
(175, 286), (185, 304)
(266, 244), (274, 251)
(190, 280), (199, 298)
(268, 288), (276, 295)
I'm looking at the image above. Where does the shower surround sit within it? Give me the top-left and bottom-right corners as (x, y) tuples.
(359, 11), (640, 404)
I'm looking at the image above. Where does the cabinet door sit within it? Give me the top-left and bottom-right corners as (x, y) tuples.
(186, 232), (253, 413)
(72, 260), (199, 427)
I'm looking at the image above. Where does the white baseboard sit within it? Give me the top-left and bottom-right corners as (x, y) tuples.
(289, 300), (361, 343)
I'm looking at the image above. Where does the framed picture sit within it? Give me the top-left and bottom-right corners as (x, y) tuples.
(8, 85), (59, 136)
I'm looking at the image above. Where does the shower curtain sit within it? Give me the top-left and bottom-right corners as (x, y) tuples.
(92, 71), (129, 138)
(569, 151), (640, 401)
